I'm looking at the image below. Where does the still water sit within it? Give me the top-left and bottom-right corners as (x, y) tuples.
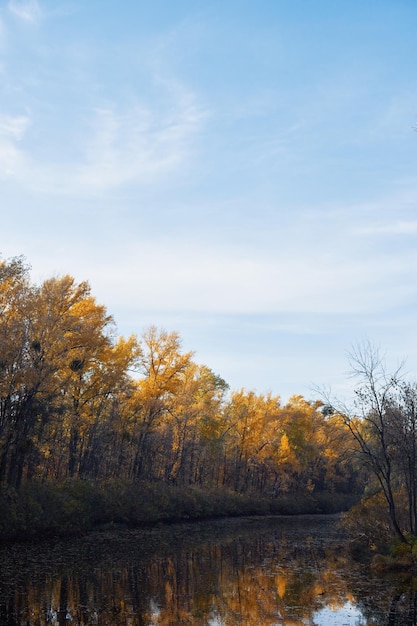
(0, 515), (416, 625)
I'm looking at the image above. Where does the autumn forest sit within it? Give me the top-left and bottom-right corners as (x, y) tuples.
(2, 254), (414, 545)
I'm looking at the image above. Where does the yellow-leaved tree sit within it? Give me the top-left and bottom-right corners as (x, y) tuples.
(223, 390), (282, 493)
(128, 326), (194, 480)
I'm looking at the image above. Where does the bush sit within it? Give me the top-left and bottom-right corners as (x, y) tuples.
(0, 480), (359, 541)
(341, 492), (393, 554)
(0, 481), (97, 539)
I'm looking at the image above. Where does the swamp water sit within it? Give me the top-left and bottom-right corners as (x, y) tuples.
(0, 515), (416, 625)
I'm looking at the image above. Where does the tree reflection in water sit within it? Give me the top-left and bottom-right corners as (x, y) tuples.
(0, 516), (416, 625)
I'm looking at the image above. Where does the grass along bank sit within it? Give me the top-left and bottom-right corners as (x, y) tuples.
(0, 479), (358, 541)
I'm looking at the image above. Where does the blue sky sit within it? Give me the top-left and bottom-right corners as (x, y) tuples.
(1, 0), (417, 401)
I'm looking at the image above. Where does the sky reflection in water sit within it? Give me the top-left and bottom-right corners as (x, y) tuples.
(313, 601), (365, 625)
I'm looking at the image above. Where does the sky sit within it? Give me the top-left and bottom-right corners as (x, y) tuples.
(1, 0), (417, 403)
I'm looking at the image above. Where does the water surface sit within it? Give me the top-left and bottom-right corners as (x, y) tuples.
(0, 515), (415, 625)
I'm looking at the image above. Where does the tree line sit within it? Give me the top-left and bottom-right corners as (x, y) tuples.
(0, 256), (359, 500)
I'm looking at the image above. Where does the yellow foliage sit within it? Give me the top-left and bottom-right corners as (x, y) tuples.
(275, 573), (287, 599)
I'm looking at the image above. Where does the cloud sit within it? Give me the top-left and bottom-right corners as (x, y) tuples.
(0, 114), (29, 140)
(75, 238), (416, 317)
(358, 220), (417, 235)
(10, 182), (417, 320)
(0, 113), (29, 178)
(0, 6), (207, 194)
(7, 80), (206, 194)
(8, 0), (42, 23)
(0, 142), (22, 178)
(78, 94), (204, 190)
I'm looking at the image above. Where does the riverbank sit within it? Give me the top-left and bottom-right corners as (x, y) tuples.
(0, 479), (358, 541)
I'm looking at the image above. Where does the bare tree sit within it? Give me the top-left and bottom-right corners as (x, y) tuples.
(324, 341), (409, 542)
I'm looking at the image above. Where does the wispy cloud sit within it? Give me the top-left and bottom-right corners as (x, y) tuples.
(0, 6), (208, 195)
(358, 220), (417, 235)
(8, 79), (206, 194)
(0, 113), (29, 140)
(78, 92), (204, 190)
(0, 141), (22, 178)
(75, 237), (417, 317)
(8, 0), (42, 23)
(0, 113), (29, 178)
